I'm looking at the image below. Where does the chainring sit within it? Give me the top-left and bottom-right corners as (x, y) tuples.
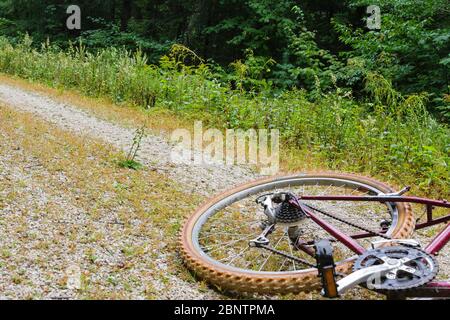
(353, 246), (438, 291)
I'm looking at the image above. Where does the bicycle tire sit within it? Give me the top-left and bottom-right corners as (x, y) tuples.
(180, 172), (415, 294)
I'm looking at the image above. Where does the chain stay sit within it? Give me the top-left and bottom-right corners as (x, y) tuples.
(302, 203), (392, 240)
(252, 193), (395, 271)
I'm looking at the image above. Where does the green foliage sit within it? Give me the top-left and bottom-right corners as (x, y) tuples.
(0, 37), (447, 195)
(227, 50), (276, 93)
(118, 159), (143, 170)
(79, 18), (174, 63)
(333, 0), (450, 120)
(0, 0), (448, 120)
(119, 122), (146, 170)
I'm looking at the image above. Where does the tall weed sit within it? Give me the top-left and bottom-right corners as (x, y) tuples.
(0, 37), (447, 196)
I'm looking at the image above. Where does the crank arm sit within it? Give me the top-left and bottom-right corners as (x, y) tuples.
(333, 264), (397, 295)
(332, 256), (411, 295)
(371, 239), (421, 249)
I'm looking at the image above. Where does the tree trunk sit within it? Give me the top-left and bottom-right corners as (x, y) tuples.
(120, 0), (132, 32)
(110, 0), (116, 22)
(202, 0), (217, 58)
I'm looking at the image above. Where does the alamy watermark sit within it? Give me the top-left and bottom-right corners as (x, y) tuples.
(65, 4), (380, 33)
(65, 264), (81, 290)
(170, 122), (280, 175)
(65, 4), (381, 31)
(66, 5), (81, 30)
(366, 5), (381, 30)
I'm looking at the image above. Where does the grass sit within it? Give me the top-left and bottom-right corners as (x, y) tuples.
(118, 159), (143, 170)
(0, 36), (447, 199)
(0, 74), (191, 135)
(0, 100), (388, 300)
(0, 104), (201, 299)
(0, 37), (447, 299)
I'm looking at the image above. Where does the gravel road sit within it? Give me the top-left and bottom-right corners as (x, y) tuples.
(0, 83), (262, 299)
(0, 84), (259, 196)
(0, 83), (447, 299)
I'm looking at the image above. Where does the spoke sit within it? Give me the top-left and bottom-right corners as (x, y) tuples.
(304, 202), (391, 240)
(278, 256), (288, 272)
(318, 184), (334, 196)
(223, 246), (251, 265)
(199, 231), (251, 240)
(349, 187), (362, 195)
(258, 233), (285, 271)
(202, 233), (258, 253)
(196, 178), (396, 274)
(210, 217), (261, 225)
(416, 205), (428, 223)
(307, 201), (380, 211)
(287, 234), (297, 271)
(334, 203), (381, 211)
(243, 250), (266, 269)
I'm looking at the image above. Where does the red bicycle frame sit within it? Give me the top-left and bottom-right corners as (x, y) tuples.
(293, 194), (450, 298)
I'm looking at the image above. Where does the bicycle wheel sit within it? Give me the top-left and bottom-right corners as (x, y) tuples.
(180, 172), (415, 294)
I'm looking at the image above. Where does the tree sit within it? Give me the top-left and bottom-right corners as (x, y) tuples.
(120, 0), (133, 31)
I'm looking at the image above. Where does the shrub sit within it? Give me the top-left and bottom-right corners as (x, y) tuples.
(0, 37), (447, 196)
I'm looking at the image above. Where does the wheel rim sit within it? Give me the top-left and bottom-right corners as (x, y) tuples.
(191, 176), (400, 275)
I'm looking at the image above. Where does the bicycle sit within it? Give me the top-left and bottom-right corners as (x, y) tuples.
(179, 173), (449, 299)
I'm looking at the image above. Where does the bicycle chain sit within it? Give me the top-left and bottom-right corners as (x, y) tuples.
(255, 197), (438, 291)
(257, 196), (396, 272)
(301, 203), (392, 240)
(258, 244), (316, 268)
(305, 203), (439, 290)
(256, 198), (393, 268)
